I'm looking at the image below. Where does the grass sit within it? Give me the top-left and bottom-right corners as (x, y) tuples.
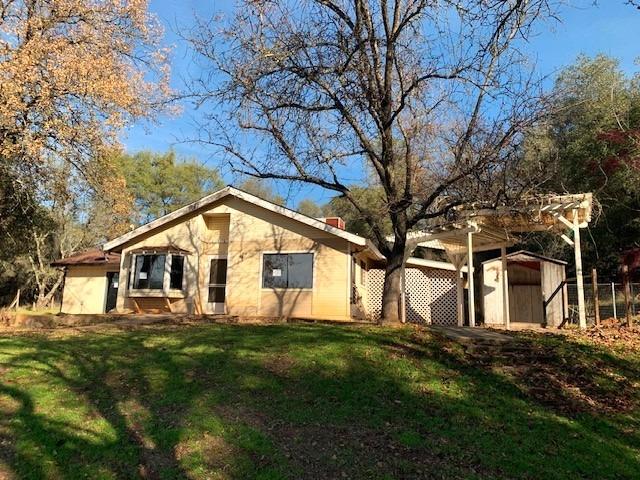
(0, 323), (638, 479)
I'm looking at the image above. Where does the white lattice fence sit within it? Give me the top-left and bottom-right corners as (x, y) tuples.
(366, 267), (457, 325)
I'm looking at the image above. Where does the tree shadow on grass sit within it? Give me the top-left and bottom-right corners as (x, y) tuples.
(0, 324), (638, 479)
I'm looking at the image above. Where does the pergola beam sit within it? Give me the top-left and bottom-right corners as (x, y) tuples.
(560, 234), (574, 247)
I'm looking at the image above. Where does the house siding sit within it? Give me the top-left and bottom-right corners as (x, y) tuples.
(61, 266), (113, 314)
(113, 195), (351, 320)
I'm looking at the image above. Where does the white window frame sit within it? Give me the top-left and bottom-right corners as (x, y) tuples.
(128, 252), (187, 297)
(259, 251), (315, 291)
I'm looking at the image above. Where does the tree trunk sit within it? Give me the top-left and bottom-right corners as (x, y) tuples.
(37, 271), (64, 309)
(381, 250), (404, 324)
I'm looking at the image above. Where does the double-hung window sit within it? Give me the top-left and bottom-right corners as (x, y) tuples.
(131, 253), (185, 291)
(262, 253), (313, 289)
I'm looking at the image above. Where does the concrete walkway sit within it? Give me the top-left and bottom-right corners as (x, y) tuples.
(428, 325), (513, 345)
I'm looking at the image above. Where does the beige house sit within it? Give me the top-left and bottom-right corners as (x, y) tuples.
(54, 186), (460, 323)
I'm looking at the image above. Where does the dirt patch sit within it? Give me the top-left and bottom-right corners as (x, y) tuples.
(175, 433), (239, 473)
(0, 394), (21, 415)
(402, 325), (639, 416)
(262, 353), (296, 377)
(468, 336), (638, 416)
(567, 319), (640, 351)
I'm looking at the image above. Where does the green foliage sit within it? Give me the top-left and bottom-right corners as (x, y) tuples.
(114, 151), (224, 223)
(0, 169), (55, 305)
(237, 178), (285, 206)
(323, 186), (392, 238)
(532, 55), (640, 275)
(0, 171), (52, 262)
(296, 198), (323, 218)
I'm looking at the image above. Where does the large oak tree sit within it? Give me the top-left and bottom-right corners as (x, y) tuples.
(189, 0), (556, 322)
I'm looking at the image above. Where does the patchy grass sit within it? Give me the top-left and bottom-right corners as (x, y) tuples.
(0, 323), (638, 479)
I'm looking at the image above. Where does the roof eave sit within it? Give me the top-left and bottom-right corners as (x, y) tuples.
(103, 185), (368, 252)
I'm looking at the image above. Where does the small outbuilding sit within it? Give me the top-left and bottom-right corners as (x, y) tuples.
(482, 251), (568, 328)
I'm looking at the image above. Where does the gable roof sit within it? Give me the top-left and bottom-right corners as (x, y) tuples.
(482, 250), (567, 266)
(103, 185), (382, 257)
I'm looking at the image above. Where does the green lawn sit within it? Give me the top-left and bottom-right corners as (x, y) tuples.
(0, 323), (638, 479)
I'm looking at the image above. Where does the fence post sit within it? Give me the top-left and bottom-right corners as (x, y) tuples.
(8, 289), (20, 310)
(623, 265), (632, 326)
(611, 282), (617, 319)
(592, 269), (600, 325)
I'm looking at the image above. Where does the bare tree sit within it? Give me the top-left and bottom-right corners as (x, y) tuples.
(188, 0), (556, 323)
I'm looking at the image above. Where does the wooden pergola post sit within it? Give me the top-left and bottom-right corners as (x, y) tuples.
(573, 213), (587, 329)
(592, 268), (600, 326)
(400, 262), (407, 324)
(623, 265), (632, 326)
(467, 231), (475, 327)
(443, 249), (466, 327)
(456, 266), (464, 326)
(501, 246), (510, 330)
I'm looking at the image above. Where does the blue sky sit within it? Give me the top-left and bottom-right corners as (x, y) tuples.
(122, 0), (640, 206)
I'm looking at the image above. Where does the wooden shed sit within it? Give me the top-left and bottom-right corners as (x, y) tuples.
(482, 251), (568, 328)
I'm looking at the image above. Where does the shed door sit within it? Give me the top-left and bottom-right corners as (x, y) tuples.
(509, 284), (543, 324)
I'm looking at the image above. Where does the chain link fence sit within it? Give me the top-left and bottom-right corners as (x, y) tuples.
(566, 280), (640, 325)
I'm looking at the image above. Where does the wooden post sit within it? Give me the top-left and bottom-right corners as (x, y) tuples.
(623, 265), (632, 326)
(573, 214), (587, 329)
(501, 246), (511, 330)
(611, 282), (617, 319)
(467, 231), (475, 327)
(456, 266), (464, 326)
(400, 263), (407, 324)
(8, 289), (20, 310)
(592, 268), (600, 325)
(444, 249), (466, 327)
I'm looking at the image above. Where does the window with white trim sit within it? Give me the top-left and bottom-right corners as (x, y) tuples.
(131, 253), (185, 291)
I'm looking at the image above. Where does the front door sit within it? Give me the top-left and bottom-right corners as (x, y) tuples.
(207, 257), (228, 314)
(105, 272), (119, 313)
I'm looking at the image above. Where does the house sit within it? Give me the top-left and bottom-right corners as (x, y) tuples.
(54, 186), (460, 323)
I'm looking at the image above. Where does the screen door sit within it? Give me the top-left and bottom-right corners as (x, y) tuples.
(207, 257), (227, 314)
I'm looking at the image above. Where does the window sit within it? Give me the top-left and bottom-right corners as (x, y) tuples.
(170, 255), (185, 290)
(131, 253), (185, 291)
(133, 254), (166, 289)
(262, 253), (313, 289)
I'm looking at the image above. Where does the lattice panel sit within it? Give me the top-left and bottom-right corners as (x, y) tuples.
(366, 269), (385, 321)
(366, 267), (457, 325)
(426, 270), (458, 325)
